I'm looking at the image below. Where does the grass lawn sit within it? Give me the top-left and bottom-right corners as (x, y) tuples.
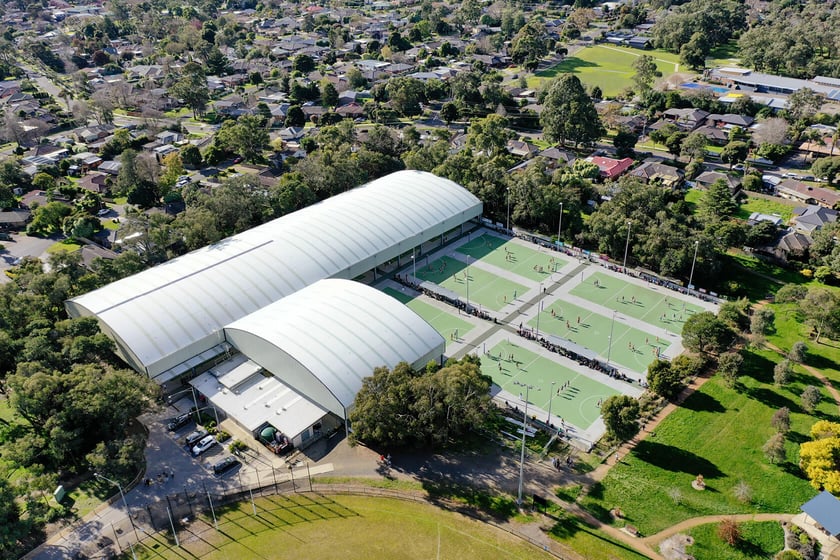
(100, 218), (120, 231)
(684, 521), (784, 560)
(768, 301), (840, 391)
(736, 194), (798, 222)
(532, 45), (685, 98)
(706, 41), (742, 68)
(46, 241), (82, 254)
(579, 348), (828, 535)
(548, 511), (651, 560)
(134, 494), (555, 560)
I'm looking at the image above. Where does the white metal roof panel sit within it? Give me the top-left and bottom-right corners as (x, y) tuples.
(66, 171), (480, 376)
(224, 279), (445, 415)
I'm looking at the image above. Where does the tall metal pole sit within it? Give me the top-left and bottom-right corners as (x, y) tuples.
(513, 381), (537, 507)
(547, 381), (556, 424)
(557, 202), (563, 242)
(206, 490), (218, 529)
(607, 310), (617, 364)
(95, 473), (138, 542)
(506, 187), (511, 232)
(536, 299), (542, 337)
(622, 220), (632, 272)
(466, 265), (470, 311)
(166, 506), (180, 547)
(412, 247), (416, 280)
(687, 240), (699, 290)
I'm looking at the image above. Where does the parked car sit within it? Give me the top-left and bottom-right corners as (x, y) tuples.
(97, 208), (110, 216)
(185, 429), (208, 447)
(212, 455), (240, 475)
(191, 435), (216, 457)
(0, 232), (12, 241)
(167, 413), (191, 431)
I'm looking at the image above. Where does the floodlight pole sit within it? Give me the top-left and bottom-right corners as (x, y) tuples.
(506, 187), (511, 232)
(557, 202), (563, 242)
(466, 265), (470, 311)
(622, 220), (632, 273)
(607, 310), (617, 364)
(412, 248), (416, 281)
(94, 473), (139, 542)
(547, 381), (556, 424)
(513, 381), (538, 508)
(688, 240), (699, 291)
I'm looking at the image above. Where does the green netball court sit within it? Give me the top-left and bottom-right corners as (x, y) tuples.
(482, 339), (620, 428)
(528, 299), (670, 374)
(413, 255), (527, 312)
(570, 271), (705, 330)
(456, 233), (570, 282)
(383, 287), (474, 350)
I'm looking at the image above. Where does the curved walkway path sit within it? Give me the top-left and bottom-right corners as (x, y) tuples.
(641, 513), (794, 546)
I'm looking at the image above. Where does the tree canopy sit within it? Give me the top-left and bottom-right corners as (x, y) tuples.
(349, 356), (495, 448)
(540, 75), (604, 148)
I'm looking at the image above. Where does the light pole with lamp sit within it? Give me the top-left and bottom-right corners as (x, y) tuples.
(557, 202), (563, 243)
(506, 187), (511, 232)
(466, 265), (470, 311)
(606, 310), (617, 364)
(411, 247), (416, 281)
(622, 220), (632, 273)
(513, 381), (538, 508)
(687, 240), (699, 291)
(547, 380), (556, 424)
(94, 472), (139, 543)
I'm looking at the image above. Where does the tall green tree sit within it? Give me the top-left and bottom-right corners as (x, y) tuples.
(698, 179), (737, 221)
(540, 75), (604, 147)
(215, 115), (270, 163)
(682, 311), (735, 354)
(601, 395), (641, 441)
(168, 62), (209, 119)
(632, 55), (660, 93)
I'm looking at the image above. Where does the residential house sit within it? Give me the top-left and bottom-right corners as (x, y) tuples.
(74, 124), (116, 144)
(98, 160), (122, 175)
(764, 230), (811, 262)
(694, 171), (741, 194)
(79, 172), (111, 194)
(629, 161), (684, 189)
(586, 156), (635, 180)
(747, 212), (784, 226)
(777, 179), (840, 209)
(706, 113), (755, 129)
(156, 130), (183, 145)
(71, 152), (103, 173)
(507, 140), (539, 159)
(792, 205), (839, 234)
(212, 99), (247, 116)
(335, 103), (365, 118)
(80, 244), (118, 268)
(278, 127), (306, 141)
(0, 80), (22, 98)
(692, 125), (729, 145)
(0, 209), (31, 230)
(662, 108), (710, 131)
(538, 147), (576, 168)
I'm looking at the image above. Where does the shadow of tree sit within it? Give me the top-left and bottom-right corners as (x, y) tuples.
(681, 391), (725, 413)
(535, 57), (599, 79)
(631, 441), (724, 478)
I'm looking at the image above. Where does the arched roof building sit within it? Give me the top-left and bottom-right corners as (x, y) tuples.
(66, 171), (481, 383)
(189, 279), (444, 439)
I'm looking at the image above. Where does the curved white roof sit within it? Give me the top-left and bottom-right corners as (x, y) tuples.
(224, 279), (445, 418)
(66, 170), (480, 378)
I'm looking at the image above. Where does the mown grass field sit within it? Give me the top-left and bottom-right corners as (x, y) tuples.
(579, 347), (827, 535)
(531, 45), (684, 97)
(684, 521), (784, 559)
(735, 195), (798, 223)
(548, 511), (651, 560)
(134, 494), (555, 560)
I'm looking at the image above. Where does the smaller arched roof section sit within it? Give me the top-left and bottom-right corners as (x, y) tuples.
(66, 170), (480, 379)
(223, 279), (445, 419)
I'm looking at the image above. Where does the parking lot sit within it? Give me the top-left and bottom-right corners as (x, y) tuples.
(0, 233), (56, 283)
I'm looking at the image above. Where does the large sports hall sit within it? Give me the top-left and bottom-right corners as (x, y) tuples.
(66, 170), (482, 449)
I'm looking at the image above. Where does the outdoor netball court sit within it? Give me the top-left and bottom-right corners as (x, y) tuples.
(378, 229), (718, 442)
